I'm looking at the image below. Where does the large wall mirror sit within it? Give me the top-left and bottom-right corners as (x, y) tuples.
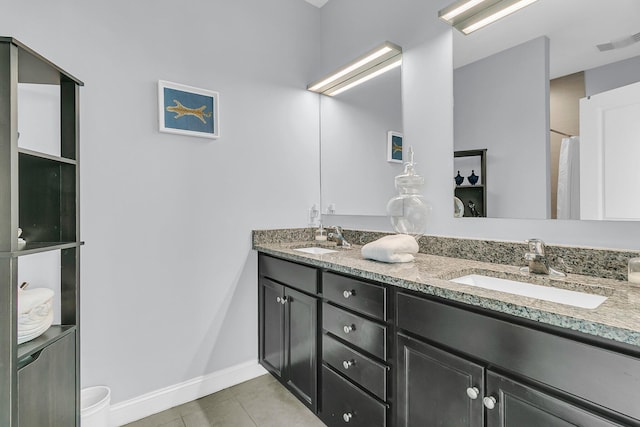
(320, 58), (403, 216)
(452, 0), (640, 220)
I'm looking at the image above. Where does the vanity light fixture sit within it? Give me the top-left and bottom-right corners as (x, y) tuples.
(307, 41), (402, 96)
(439, 0), (540, 35)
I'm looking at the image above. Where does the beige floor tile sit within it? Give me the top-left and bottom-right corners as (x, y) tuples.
(182, 398), (257, 427)
(238, 382), (325, 427)
(175, 387), (236, 416)
(123, 408), (184, 427)
(128, 374), (325, 427)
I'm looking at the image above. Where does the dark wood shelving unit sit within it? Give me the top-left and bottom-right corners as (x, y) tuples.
(0, 37), (83, 426)
(454, 149), (487, 217)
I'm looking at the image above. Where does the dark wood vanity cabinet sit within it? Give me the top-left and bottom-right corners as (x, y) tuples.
(396, 290), (640, 427)
(257, 252), (640, 427)
(397, 333), (484, 427)
(320, 272), (391, 427)
(258, 255), (319, 412)
(485, 371), (626, 427)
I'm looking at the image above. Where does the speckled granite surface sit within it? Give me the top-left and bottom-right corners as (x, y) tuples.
(341, 229), (640, 281)
(252, 229), (640, 347)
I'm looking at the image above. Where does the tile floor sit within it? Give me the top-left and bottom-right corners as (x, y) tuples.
(123, 374), (327, 427)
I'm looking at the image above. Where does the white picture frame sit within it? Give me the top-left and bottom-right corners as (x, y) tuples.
(158, 80), (219, 139)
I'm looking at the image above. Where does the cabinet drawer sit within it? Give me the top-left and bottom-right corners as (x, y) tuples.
(259, 254), (318, 294)
(323, 303), (387, 360)
(323, 272), (386, 320)
(321, 365), (386, 427)
(397, 292), (640, 422)
(323, 334), (387, 401)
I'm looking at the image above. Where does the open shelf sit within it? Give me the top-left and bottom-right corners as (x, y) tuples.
(454, 149), (487, 217)
(18, 148), (77, 165)
(0, 242), (82, 258)
(19, 153), (76, 244)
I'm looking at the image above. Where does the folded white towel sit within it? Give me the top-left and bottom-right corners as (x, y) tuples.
(18, 287), (54, 314)
(361, 234), (419, 263)
(17, 287), (54, 344)
(18, 309), (53, 344)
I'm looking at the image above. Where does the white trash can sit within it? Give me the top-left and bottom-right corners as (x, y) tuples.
(81, 386), (111, 427)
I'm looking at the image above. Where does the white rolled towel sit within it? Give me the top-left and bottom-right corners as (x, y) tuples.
(361, 234), (419, 263)
(17, 286), (54, 344)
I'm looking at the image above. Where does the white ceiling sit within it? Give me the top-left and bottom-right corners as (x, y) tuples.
(302, 0), (639, 78)
(453, 0), (640, 78)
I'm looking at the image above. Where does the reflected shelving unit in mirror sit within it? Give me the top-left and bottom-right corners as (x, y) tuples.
(454, 149), (486, 217)
(0, 37), (83, 426)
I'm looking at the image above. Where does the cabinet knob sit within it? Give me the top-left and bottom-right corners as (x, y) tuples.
(343, 324), (356, 334)
(276, 296), (287, 305)
(483, 396), (497, 410)
(466, 387), (479, 400)
(343, 289), (355, 298)
(342, 412), (353, 422)
(342, 359), (356, 370)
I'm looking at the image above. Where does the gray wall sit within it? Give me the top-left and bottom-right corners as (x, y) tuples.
(585, 55), (640, 97)
(2, 0), (321, 404)
(454, 37), (550, 218)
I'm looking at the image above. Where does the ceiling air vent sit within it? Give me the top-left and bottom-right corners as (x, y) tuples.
(597, 31), (640, 52)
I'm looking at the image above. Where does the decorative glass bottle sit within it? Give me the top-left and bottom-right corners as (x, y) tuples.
(386, 147), (432, 236)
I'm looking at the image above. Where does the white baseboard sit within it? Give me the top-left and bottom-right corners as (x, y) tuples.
(109, 360), (268, 426)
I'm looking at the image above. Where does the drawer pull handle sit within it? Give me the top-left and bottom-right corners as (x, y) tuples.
(276, 296), (287, 305)
(483, 396), (497, 410)
(466, 387), (479, 400)
(342, 359), (356, 369)
(343, 324), (356, 334)
(342, 412), (353, 422)
(343, 289), (355, 298)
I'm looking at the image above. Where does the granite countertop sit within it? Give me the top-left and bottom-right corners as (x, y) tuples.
(254, 241), (640, 348)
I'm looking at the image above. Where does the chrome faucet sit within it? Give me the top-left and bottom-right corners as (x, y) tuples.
(524, 238), (550, 274)
(326, 226), (351, 248)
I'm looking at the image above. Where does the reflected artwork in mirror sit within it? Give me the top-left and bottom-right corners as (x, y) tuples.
(452, 0), (640, 220)
(320, 62), (403, 216)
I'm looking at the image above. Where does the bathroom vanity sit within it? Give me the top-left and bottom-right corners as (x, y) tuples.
(255, 231), (640, 427)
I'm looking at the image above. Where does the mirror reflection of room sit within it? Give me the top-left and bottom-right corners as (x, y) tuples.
(319, 48), (403, 216)
(452, 0), (640, 220)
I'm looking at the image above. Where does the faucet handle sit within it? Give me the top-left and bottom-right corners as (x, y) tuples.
(525, 238), (545, 255)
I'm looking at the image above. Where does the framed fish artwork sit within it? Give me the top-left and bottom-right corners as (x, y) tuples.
(387, 131), (403, 163)
(158, 80), (219, 139)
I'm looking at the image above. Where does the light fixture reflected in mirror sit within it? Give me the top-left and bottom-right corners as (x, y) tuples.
(439, 0), (540, 35)
(307, 41), (402, 96)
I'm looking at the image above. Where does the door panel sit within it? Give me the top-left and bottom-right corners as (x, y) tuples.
(260, 278), (284, 378)
(580, 80), (640, 220)
(18, 332), (76, 427)
(397, 333), (484, 427)
(486, 371), (626, 427)
(285, 287), (318, 411)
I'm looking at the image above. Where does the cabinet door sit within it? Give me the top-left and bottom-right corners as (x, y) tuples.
(18, 332), (76, 426)
(260, 278), (285, 378)
(285, 286), (318, 412)
(485, 371), (627, 427)
(397, 333), (484, 427)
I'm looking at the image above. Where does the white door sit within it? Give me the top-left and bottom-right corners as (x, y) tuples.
(580, 81), (640, 220)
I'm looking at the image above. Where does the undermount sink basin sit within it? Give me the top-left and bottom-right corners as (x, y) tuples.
(450, 274), (608, 309)
(294, 247), (338, 255)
